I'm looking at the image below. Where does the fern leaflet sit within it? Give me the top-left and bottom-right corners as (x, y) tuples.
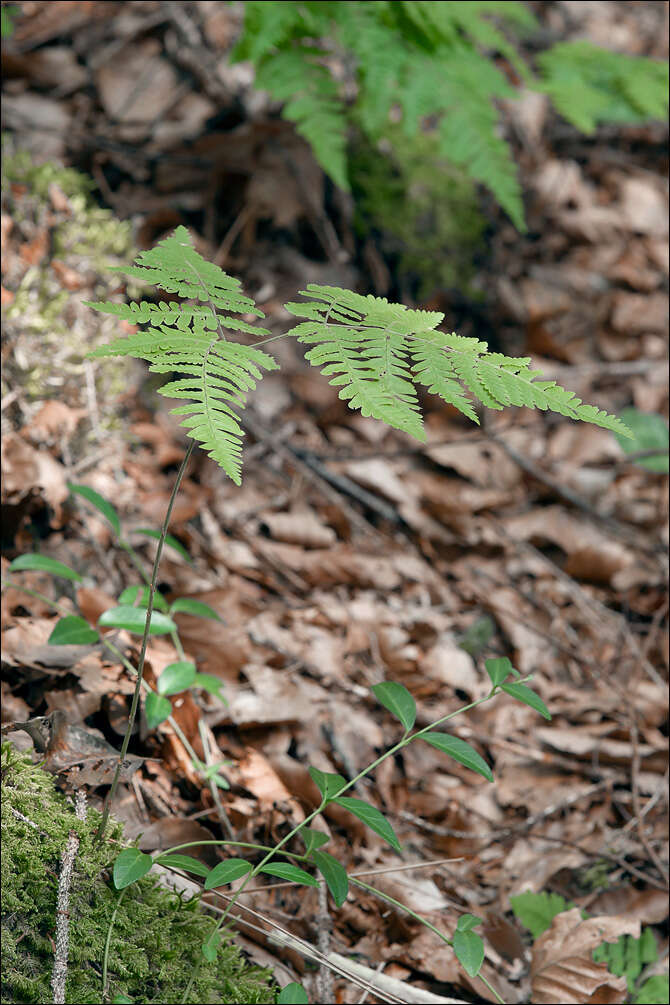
(84, 227), (278, 485)
(285, 285), (632, 439)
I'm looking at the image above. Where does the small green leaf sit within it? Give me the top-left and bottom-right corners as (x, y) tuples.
(634, 975), (669, 1005)
(259, 863), (319, 888)
(510, 890), (572, 937)
(193, 673), (227, 701)
(169, 597), (224, 621)
(300, 826), (330, 855)
(98, 605), (176, 635)
(615, 408), (669, 473)
(157, 662), (197, 695)
(156, 854), (210, 879)
(333, 797), (401, 853)
(145, 692), (172, 729)
(456, 913), (482, 933)
(112, 995), (133, 1004)
(484, 656), (514, 688)
(501, 682), (551, 720)
(134, 528), (192, 562)
(277, 982), (309, 1004)
(118, 585), (169, 613)
(68, 482), (121, 537)
(458, 615), (495, 658)
(48, 615), (99, 646)
(204, 859), (252, 890)
(453, 929), (484, 978)
(308, 766), (347, 801)
(313, 850), (349, 907)
(420, 732), (493, 782)
(113, 848), (153, 890)
(9, 554), (83, 582)
(371, 681), (416, 731)
(201, 929), (221, 962)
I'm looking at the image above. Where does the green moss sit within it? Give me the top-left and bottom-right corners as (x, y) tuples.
(350, 130), (487, 300)
(1, 743), (276, 1004)
(1, 137), (139, 430)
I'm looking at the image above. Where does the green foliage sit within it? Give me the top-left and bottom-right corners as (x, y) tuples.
(1, 742), (274, 1004)
(634, 975), (670, 1005)
(350, 132), (487, 299)
(286, 283), (631, 443)
(87, 228), (631, 485)
(593, 929), (659, 994)
(232, 1), (668, 228)
(510, 890), (574, 937)
(85, 226), (278, 485)
(614, 408), (669, 473)
(537, 42), (669, 134)
(1, 5), (20, 39)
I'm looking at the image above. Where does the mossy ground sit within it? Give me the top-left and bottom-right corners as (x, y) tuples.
(1, 743), (276, 1004)
(1, 137), (139, 434)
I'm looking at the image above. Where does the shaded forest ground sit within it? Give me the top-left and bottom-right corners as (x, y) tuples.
(1, 3), (668, 1003)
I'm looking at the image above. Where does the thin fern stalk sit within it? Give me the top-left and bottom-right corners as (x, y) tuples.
(95, 440), (195, 843)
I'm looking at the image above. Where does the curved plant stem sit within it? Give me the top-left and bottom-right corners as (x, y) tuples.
(95, 441), (195, 842)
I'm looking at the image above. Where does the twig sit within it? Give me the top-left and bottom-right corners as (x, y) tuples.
(315, 880), (334, 1005)
(52, 790), (87, 1005)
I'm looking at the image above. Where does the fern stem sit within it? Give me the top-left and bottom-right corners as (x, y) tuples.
(95, 440), (195, 843)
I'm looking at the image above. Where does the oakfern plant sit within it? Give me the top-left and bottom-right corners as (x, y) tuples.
(231, 0), (669, 229)
(5, 227), (632, 1004)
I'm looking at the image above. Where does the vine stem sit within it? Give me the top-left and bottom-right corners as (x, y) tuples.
(95, 441), (195, 843)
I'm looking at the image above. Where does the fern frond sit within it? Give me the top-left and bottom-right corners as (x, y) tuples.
(85, 227), (277, 484)
(537, 42), (669, 133)
(286, 286), (632, 440)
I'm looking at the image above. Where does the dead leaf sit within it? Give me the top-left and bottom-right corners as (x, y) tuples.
(530, 908), (640, 1004)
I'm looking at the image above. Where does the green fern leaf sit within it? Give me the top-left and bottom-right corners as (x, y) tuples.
(85, 227), (277, 485)
(287, 285), (632, 441)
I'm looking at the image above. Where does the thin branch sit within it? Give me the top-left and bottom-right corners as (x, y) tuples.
(52, 791), (87, 1004)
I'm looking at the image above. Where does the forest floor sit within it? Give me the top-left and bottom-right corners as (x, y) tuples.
(1, 3), (668, 1003)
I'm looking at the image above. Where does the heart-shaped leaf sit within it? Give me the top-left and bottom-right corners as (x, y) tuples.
(420, 732), (493, 781)
(277, 983), (309, 1004)
(453, 929), (484, 977)
(113, 848), (152, 890)
(313, 850), (348, 907)
(371, 681), (416, 731)
(157, 662), (197, 695)
(204, 859), (252, 890)
(201, 929), (221, 962)
(117, 585), (169, 613)
(308, 766), (347, 802)
(193, 673), (227, 701)
(68, 482), (121, 537)
(456, 913), (483, 933)
(156, 854), (210, 879)
(98, 605), (176, 636)
(134, 528), (192, 562)
(259, 863), (319, 888)
(484, 656), (513, 688)
(333, 797), (401, 852)
(145, 692), (172, 729)
(48, 615), (99, 646)
(9, 554), (83, 582)
(300, 826), (330, 855)
(169, 597), (223, 622)
(501, 682), (551, 720)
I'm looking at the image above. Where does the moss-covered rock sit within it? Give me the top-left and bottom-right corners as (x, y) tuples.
(1, 743), (275, 1004)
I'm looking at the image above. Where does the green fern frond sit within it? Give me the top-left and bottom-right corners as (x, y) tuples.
(85, 227), (278, 485)
(286, 285), (632, 440)
(537, 41), (669, 133)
